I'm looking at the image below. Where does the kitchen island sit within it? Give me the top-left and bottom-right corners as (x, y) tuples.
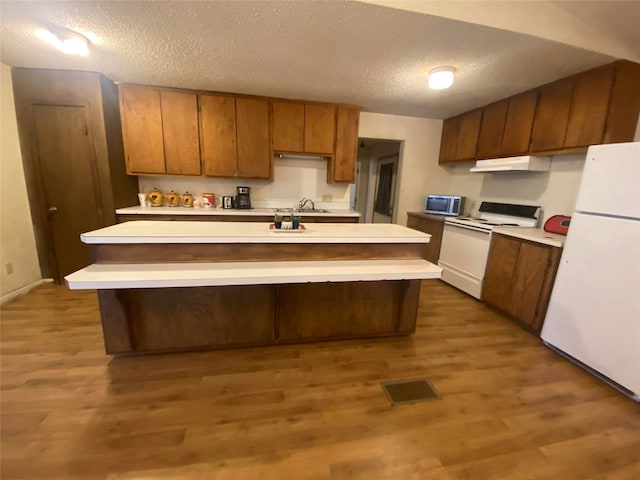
(66, 221), (441, 355)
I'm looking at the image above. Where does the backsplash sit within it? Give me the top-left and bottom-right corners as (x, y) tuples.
(138, 157), (351, 209)
(446, 153), (585, 223)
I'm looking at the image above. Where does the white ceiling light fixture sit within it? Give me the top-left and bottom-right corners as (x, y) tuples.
(36, 28), (90, 56)
(428, 66), (455, 90)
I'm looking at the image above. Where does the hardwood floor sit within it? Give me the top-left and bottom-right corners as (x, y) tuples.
(1, 280), (639, 479)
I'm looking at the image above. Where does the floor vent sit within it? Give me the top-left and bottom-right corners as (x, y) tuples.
(381, 378), (440, 405)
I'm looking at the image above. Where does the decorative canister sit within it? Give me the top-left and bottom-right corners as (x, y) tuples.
(202, 193), (216, 208)
(165, 190), (180, 207)
(181, 192), (194, 208)
(147, 188), (163, 207)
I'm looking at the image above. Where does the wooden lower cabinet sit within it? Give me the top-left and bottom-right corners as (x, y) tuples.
(482, 233), (562, 333)
(97, 280), (420, 354)
(406, 212), (444, 263)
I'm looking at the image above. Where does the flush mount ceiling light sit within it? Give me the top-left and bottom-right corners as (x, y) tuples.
(428, 66), (455, 90)
(36, 28), (90, 56)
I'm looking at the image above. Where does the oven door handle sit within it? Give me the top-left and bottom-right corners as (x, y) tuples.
(444, 222), (491, 234)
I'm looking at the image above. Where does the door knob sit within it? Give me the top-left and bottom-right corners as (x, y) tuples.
(48, 206), (58, 214)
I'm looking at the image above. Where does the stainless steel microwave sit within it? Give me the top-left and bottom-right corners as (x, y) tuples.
(425, 195), (465, 216)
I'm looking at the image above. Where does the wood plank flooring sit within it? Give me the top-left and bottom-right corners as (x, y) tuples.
(1, 280), (639, 479)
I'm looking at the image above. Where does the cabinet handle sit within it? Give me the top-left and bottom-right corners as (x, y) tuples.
(48, 206), (58, 214)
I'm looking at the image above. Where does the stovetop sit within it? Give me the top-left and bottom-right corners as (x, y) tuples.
(444, 202), (541, 232)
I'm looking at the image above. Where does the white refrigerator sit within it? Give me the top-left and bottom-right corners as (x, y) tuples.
(541, 142), (640, 401)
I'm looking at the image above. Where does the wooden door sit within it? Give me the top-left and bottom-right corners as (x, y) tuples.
(438, 117), (459, 163)
(272, 101), (304, 152)
(160, 90), (201, 175)
(564, 65), (614, 148)
(331, 105), (359, 183)
(501, 90), (538, 155)
(32, 105), (103, 282)
(200, 94), (237, 177)
(304, 104), (336, 154)
(530, 78), (574, 152)
(118, 85), (165, 174)
(236, 97), (271, 179)
(476, 100), (508, 159)
(455, 109), (482, 161)
(482, 234), (519, 309)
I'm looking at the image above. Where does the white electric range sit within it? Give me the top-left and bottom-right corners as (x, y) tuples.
(438, 202), (541, 299)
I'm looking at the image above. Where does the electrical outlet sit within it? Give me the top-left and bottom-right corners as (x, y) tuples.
(322, 194), (332, 202)
(5, 262), (14, 275)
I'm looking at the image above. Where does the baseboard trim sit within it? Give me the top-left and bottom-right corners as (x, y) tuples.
(1, 278), (53, 306)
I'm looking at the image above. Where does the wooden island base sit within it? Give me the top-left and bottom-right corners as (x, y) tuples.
(66, 221), (441, 355)
(98, 279), (421, 355)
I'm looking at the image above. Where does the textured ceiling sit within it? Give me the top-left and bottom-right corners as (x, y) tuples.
(0, 0), (627, 119)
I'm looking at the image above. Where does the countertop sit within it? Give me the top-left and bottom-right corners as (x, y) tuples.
(492, 227), (566, 248)
(81, 220), (431, 244)
(116, 206), (361, 217)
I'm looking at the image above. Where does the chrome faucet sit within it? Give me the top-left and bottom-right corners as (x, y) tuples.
(298, 197), (315, 211)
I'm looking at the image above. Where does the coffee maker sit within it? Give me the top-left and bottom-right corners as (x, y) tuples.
(235, 186), (252, 209)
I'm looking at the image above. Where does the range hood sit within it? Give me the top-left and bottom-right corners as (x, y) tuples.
(469, 155), (551, 173)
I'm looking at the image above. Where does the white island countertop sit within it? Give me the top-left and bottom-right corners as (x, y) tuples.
(81, 220), (431, 244)
(492, 227), (567, 248)
(116, 206), (360, 217)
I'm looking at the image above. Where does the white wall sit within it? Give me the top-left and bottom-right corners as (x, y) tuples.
(445, 153), (585, 223)
(0, 63), (42, 298)
(138, 156), (351, 209)
(358, 112), (448, 226)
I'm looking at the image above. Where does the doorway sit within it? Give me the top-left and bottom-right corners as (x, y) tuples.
(353, 139), (402, 223)
(32, 105), (104, 282)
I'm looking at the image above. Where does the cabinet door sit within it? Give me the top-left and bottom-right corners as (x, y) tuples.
(304, 104), (336, 154)
(455, 109), (482, 161)
(236, 97), (271, 179)
(330, 105), (359, 183)
(438, 117), (459, 163)
(564, 65), (614, 148)
(200, 94), (237, 177)
(476, 100), (508, 159)
(160, 90), (201, 176)
(119, 85), (165, 174)
(501, 90), (537, 155)
(506, 242), (556, 331)
(272, 101), (304, 152)
(482, 234), (519, 309)
(530, 78), (574, 152)
(603, 60), (640, 144)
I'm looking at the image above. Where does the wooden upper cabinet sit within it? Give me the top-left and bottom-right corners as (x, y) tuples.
(500, 90), (537, 155)
(118, 85), (165, 174)
(530, 77), (574, 152)
(438, 117), (460, 163)
(564, 65), (614, 148)
(272, 101), (304, 152)
(603, 60), (640, 144)
(455, 109), (482, 161)
(304, 104), (336, 154)
(271, 101), (336, 155)
(199, 94), (237, 177)
(476, 100), (508, 159)
(236, 97), (271, 179)
(330, 105), (359, 183)
(160, 91), (201, 176)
